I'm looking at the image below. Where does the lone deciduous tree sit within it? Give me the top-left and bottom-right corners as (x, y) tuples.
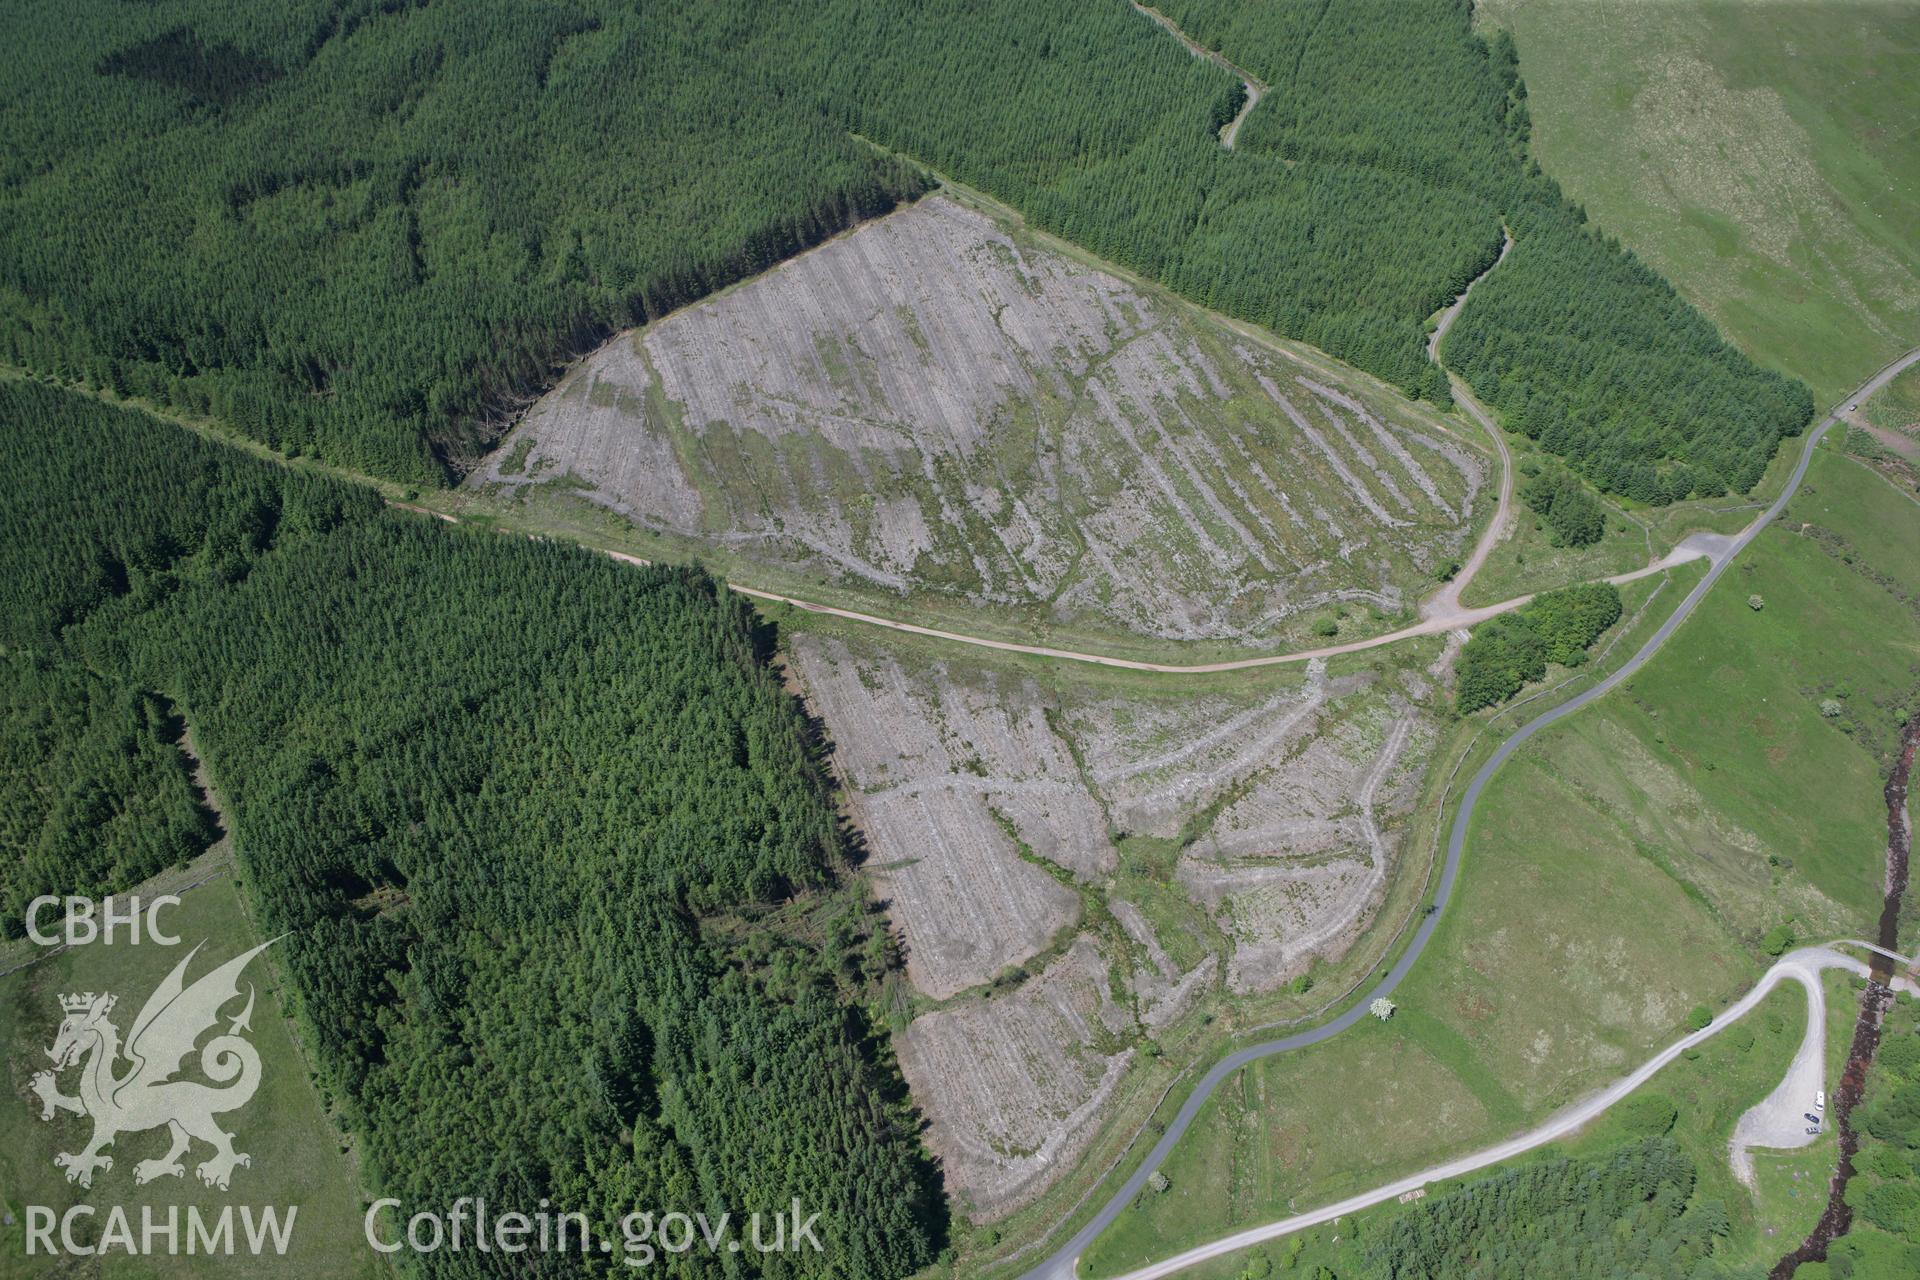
(1370, 997), (1396, 1020)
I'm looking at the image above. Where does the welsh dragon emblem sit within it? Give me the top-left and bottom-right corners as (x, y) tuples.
(27, 939), (274, 1190)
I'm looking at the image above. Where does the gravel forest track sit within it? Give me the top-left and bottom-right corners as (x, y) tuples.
(1127, 3), (1266, 149)
(1010, 346), (1920, 1280)
(711, 547), (1701, 670)
(1423, 231), (1516, 624)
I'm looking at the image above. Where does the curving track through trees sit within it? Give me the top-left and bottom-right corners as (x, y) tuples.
(1422, 230), (1516, 623)
(1126, 3), (1265, 149)
(1012, 345), (1920, 1280)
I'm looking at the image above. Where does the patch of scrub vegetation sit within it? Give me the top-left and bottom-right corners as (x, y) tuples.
(1519, 461), (1606, 548)
(1477, 0), (1920, 407)
(1836, 993), (1920, 1277)
(492, 433), (535, 477)
(0, 865), (380, 1279)
(0, 382), (945, 1278)
(1456, 581), (1622, 713)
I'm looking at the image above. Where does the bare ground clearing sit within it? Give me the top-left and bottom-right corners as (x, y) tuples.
(474, 196), (1482, 646)
(898, 937), (1135, 1221)
(786, 632), (1445, 1217)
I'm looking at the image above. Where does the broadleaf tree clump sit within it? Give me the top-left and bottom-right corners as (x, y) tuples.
(1520, 464), (1607, 547)
(1456, 581), (1623, 713)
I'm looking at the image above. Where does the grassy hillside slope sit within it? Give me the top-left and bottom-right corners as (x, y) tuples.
(0, 864), (380, 1279)
(1132, 975), (1857, 1280)
(1479, 0), (1920, 405)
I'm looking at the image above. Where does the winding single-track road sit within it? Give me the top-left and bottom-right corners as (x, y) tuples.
(1013, 345), (1920, 1280)
(1103, 946), (1915, 1280)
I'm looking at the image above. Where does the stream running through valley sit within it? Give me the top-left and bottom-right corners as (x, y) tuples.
(1769, 716), (1917, 1278)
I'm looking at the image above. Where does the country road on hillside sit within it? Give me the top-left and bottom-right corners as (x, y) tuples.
(1011, 345), (1920, 1280)
(1102, 946), (1918, 1280)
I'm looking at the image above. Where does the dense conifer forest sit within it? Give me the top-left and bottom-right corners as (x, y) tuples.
(0, 651), (216, 932)
(0, 1), (925, 482)
(2, 0), (1808, 502)
(0, 381), (942, 1277)
(1142, 0), (1812, 500)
